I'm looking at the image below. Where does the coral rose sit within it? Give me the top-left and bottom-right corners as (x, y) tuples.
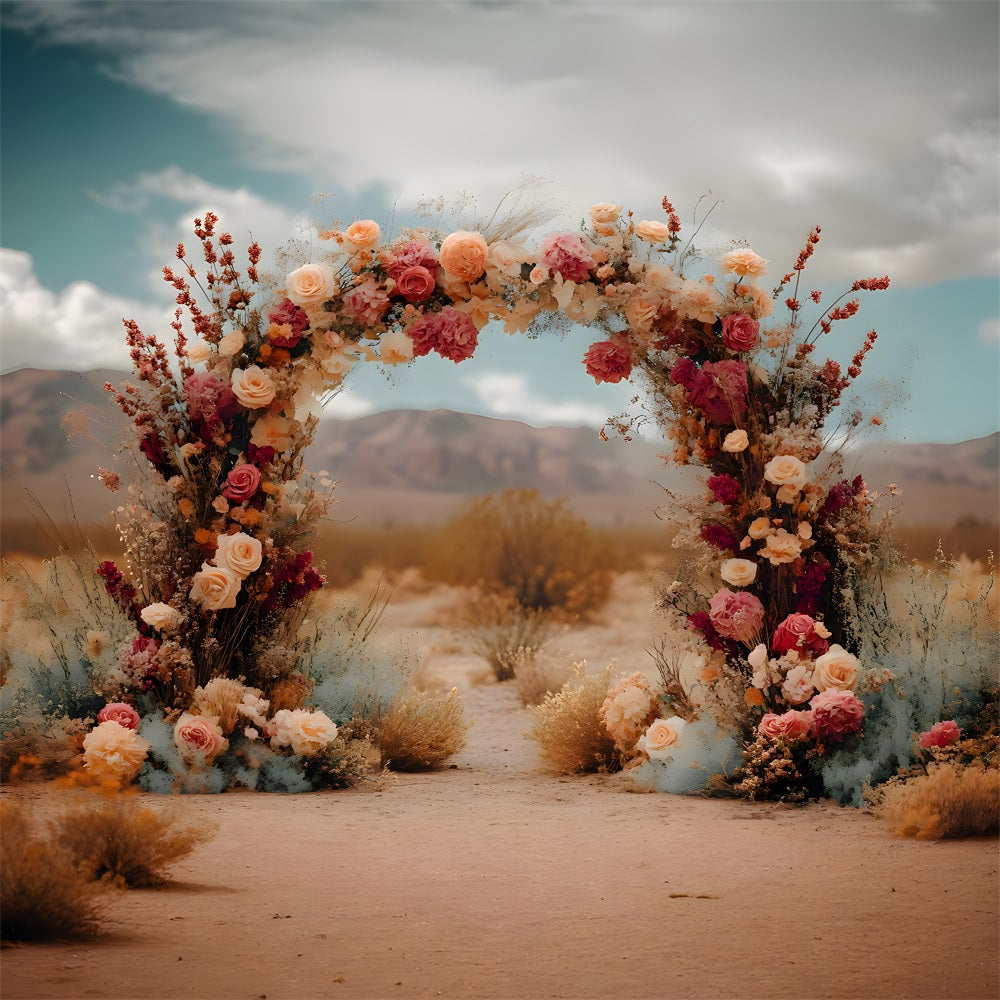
(636, 717), (687, 760)
(343, 219), (381, 251)
(812, 644), (860, 692)
(540, 232), (596, 283)
(269, 708), (338, 756)
(97, 702), (141, 730)
(83, 720), (151, 783)
(720, 558), (757, 588)
(139, 602), (182, 632)
(439, 231), (489, 282)
(758, 710), (813, 741)
(636, 220), (671, 243)
(222, 463), (261, 503)
(394, 265), (437, 303)
(721, 313), (760, 352)
(759, 528), (803, 566)
(722, 429), (749, 453)
(215, 532), (263, 579)
(231, 366), (276, 409)
(190, 563), (241, 610)
(764, 455), (809, 489)
(721, 248), (768, 277)
(810, 689), (864, 742)
(918, 720), (961, 748)
(708, 589), (765, 644)
(174, 713), (229, 763)
(285, 263), (337, 307)
(583, 337), (632, 384)
(387, 238), (439, 280)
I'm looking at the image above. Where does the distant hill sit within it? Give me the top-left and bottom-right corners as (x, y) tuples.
(1, 368), (997, 540)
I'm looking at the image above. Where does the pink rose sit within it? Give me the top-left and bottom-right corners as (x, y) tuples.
(708, 589), (765, 644)
(394, 265), (437, 303)
(758, 710), (813, 741)
(387, 238), (439, 280)
(918, 720), (961, 748)
(583, 337), (632, 384)
(407, 307), (479, 363)
(174, 713), (228, 764)
(721, 313), (760, 352)
(540, 232), (596, 283)
(343, 279), (391, 326)
(810, 689), (864, 742)
(222, 463), (261, 503)
(772, 614), (829, 656)
(97, 702), (141, 730)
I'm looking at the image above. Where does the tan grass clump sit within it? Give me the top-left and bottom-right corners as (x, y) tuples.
(461, 593), (554, 682)
(376, 688), (469, 771)
(50, 792), (216, 887)
(875, 762), (1000, 840)
(1, 801), (102, 940)
(514, 651), (575, 707)
(527, 664), (620, 774)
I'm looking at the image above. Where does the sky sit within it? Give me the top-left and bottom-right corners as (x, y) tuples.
(0, 0), (998, 444)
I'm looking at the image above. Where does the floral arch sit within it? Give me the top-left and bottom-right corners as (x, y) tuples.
(73, 196), (904, 796)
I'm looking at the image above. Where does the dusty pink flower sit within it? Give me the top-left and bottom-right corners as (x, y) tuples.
(708, 589), (765, 644)
(394, 265), (437, 303)
(97, 702), (141, 730)
(721, 313), (760, 352)
(758, 710), (813, 741)
(689, 360), (749, 426)
(918, 720), (961, 748)
(343, 279), (391, 326)
(540, 232), (596, 283)
(387, 238), (439, 280)
(407, 307), (479, 363)
(222, 463), (261, 503)
(810, 689), (864, 742)
(772, 614), (829, 656)
(174, 713), (229, 764)
(583, 337), (632, 384)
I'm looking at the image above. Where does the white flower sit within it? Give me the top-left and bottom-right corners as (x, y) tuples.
(269, 709), (338, 756)
(214, 532), (263, 579)
(720, 558), (757, 588)
(139, 602), (182, 632)
(636, 717), (687, 759)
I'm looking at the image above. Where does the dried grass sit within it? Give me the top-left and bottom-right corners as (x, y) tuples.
(513, 651), (575, 707)
(461, 594), (554, 682)
(376, 688), (469, 771)
(1, 801), (102, 940)
(50, 790), (216, 887)
(527, 664), (620, 774)
(874, 762), (1000, 840)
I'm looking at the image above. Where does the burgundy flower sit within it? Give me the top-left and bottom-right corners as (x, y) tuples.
(268, 298), (310, 337)
(700, 523), (740, 553)
(689, 360), (749, 426)
(707, 474), (741, 506)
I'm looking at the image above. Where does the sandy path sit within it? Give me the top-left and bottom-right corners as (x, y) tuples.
(2, 676), (998, 1000)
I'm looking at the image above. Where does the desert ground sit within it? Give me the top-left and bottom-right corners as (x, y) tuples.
(2, 572), (998, 1000)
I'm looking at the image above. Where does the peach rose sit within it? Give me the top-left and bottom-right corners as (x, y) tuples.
(174, 713), (228, 763)
(764, 454), (809, 489)
(185, 338), (212, 364)
(720, 558), (757, 588)
(636, 717), (687, 760)
(218, 330), (246, 357)
(812, 644), (860, 692)
(231, 366), (276, 409)
(439, 231), (489, 282)
(250, 413), (294, 453)
(139, 602), (182, 632)
(286, 262), (337, 307)
(321, 348), (358, 378)
(636, 220), (671, 244)
(190, 562), (241, 610)
(529, 265), (549, 285)
(759, 528), (803, 566)
(214, 532), (263, 579)
(624, 292), (660, 330)
(590, 203), (622, 225)
(269, 708), (338, 756)
(758, 710), (813, 741)
(83, 720), (151, 783)
(379, 330), (415, 365)
(721, 249), (768, 277)
(747, 516), (772, 539)
(487, 240), (526, 277)
(343, 220), (381, 251)
(722, 429), (749, 453)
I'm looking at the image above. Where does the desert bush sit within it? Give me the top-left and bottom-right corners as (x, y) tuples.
(459, 592), (554, 681)
(513, 651), (575, 707)
(375, 688), (469, 771)
(527, 664), (620, 774)
(426, 489), (614, 617)
(50, 791), (215, 887)
(1, 801), (102, 940)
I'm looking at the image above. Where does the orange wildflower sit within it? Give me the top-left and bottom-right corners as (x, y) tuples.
(178, 498), (195, 518)
(744, 687), (765, 707)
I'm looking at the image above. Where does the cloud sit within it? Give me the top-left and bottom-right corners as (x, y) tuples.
(979, 318), (1000, 345)
(462, 372), (610, 428)
(319, 391), (376, 420)
(6, 1), (998, 287)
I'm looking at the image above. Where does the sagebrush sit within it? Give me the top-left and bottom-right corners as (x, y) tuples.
(376, 688), (469, 771)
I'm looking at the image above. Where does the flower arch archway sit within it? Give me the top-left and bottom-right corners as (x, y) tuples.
(95, 196), (893, 793)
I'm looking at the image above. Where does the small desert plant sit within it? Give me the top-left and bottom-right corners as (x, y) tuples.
(527, 664), (620, 774)
(50, 790), (215, 887)
(299, 735), (374, 788)
(460, 593), (554, 681)
(1, 801), (102, 940)
(375, 688), (469, 771)
(513, 651), (575, 707)
(873, 761), (1000, 839)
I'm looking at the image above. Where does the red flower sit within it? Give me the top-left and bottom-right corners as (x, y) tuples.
(583, 337), (632, 384)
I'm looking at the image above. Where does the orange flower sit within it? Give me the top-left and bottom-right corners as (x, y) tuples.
(178, 498), (195, 518)
(239, 508), (263, 528)
(194, 528), (216, 546)
(700, 665), (722, 683)
(744, 687), (765, 707)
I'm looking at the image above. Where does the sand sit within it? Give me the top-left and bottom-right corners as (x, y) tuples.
(2, 576), (998, 1000)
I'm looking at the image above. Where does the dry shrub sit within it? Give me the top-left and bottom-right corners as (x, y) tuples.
(460, 593), (554, 681)
(376, 688), (469, 771)
(50, 791), (216, 887)
(513, 651), (575, 707)
(1, 801), (102, 940)
(527, 664), (620, 774)
(874, 761), (1000, 839)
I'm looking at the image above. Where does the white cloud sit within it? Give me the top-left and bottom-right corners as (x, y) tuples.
(462, 372), (610, 428)
(979, 318), (1000, 345)
(319, 391), (376, 420)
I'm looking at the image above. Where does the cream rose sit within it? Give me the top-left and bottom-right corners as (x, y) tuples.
(748, 516), (772, 539)
(174, 713), (228, 764)
(764, 454), (809, 489)
(231, 366), (276, 409)
(185, 338), (212, 364)
(722, 429), (749, 453)
(379, 330), (415, 365)
(83, 720), (151, 783)
(214, 532), (263, 579)
(286, 262), (337, 307)
(190, 563), (242, 610)
(487, 240), (526, 277)
(321, 348), (358, 378)
(218, 330), (246, 358)
(636, 220), (672, 244)
(343, 220), (381, 251)
(636, 717), (687, 760)
(250, 413), (294, 453)
(439, 231), (489, 282)
(590, 203), (622, 225)
(812, 644), (860, 692)
(720, 558), (758, 588)
(269, 708), (338, 756)
(139, 602), (182, 632)
(721, 249), (768, 277)
(759, 528), (804, 566)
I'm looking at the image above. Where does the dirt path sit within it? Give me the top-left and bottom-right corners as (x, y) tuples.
(2, 677), (998, 1000)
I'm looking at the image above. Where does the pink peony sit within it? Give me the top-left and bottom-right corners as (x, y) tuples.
(918, 720), (961, 748)
(688, 359), (748, 426)
(387, 238), (439, 280)
(772, 614), (829, 656)
(406, 307), (479, 363)
(540, 232), (596, 283)
(394, 265), (437, 303)
(97, 702), (141, 730)
(583, 337), (633, 384)
(758, 710), (813, 741)
(343, 279), (391, 326)
(174, 713), (229, 764)
(222, 463), (261, 503)
(810, 689), (864, 742)
(721, 313), (760, 352)
(708, 589), (765, 644)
